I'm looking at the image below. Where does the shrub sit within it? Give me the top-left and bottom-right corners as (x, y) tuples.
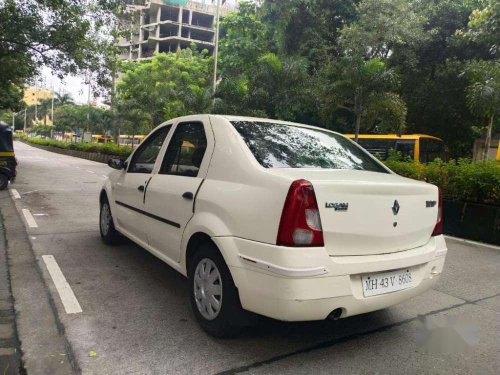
(385, 153), (500, 205)
(19, 136), (133, 158)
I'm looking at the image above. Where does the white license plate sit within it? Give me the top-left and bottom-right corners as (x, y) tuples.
(362, 268), (414, 297)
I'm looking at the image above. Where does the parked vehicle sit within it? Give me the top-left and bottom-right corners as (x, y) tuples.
(0, 121), (17, 190)
(100, 115), (447, 337)
(344, 134), (446, 163)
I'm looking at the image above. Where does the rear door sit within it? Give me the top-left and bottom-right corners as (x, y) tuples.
(113, 125), (171, 241)
(144, 117), (214, 262)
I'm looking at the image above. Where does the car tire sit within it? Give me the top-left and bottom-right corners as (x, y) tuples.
(0, 174), (8, 190)
(188, 242), (248, 338)
(100, 197), (120, 245)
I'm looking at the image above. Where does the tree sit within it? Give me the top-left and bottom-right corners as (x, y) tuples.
(339, 0), (428, 60)
(460, 0), (499, 58)
(0, 0), (117, 110)
(37, 99), (53, 126)
(464, 60), (500, 159)
(260, 0), (360, 64)
(219, 2), (267, 76)
(116, 48), (212, 129)
(55, 93), (75, 106)
(318, 57), (406, 141)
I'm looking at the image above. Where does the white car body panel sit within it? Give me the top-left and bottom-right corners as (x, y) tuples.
(101, 114), (448, 321)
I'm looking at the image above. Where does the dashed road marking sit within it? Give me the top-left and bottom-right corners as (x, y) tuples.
(10, 189), (21, 199)
(86, 170), (96, 174)
(101, 175), (108, 179)
(42, 255), (83, 314)
(21, 209), (38, 228)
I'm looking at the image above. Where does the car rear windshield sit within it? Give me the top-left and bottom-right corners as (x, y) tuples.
(231, 121), (388, 173)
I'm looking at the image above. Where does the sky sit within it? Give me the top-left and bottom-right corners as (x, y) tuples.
(40, 67), (90, 104)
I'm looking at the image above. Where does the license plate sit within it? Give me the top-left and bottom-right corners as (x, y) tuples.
(362, 268), (414, 297)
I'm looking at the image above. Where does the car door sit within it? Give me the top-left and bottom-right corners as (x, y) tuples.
(113, 125), (171, 242)
(144, 118), (213, 262)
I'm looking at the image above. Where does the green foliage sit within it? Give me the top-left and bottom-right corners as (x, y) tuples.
(385, 154), (500, 205)
(317, 57), (406, 136)
(116, 48), (212, 131)
(464, 60), (500, 118)
(0, 0), (117, 110)
(20, 136), (132, 158)
(53, 104), (112, 134)
(219, 2), (267, 76)
(339, 0), (428, 59)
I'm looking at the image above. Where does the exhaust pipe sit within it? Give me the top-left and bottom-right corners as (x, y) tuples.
(328, 308), (343, 321)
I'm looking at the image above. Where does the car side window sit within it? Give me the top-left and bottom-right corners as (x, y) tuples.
(159, 122), (207, 177)
(128, 126), (171, 174)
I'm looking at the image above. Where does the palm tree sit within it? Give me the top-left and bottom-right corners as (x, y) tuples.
(464, 60), (500, 160)
(37, 98), (52, 125)
(319, 57), (406, 141)
(55, 92), (74, 106)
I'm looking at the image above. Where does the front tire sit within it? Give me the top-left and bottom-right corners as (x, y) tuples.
(188, 242), (247, 338)
(100, 198), (119, 245)
(0, 174), (8, 190)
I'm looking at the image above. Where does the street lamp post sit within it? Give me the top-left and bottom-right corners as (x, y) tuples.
(212, 0), (221, 109)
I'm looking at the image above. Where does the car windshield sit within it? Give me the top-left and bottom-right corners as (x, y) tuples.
(231, 121), (388, 173)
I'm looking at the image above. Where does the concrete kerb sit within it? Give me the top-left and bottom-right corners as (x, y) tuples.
(18, 140), (116, 164)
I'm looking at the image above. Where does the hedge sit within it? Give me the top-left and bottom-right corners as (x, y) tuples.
(385, 156), (500, 206)
(18, 136), (133, 158)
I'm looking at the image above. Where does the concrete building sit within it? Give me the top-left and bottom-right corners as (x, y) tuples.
(23, 86), (54, 106)
(118, 0), (238, 61)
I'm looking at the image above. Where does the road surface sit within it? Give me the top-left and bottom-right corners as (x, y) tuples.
(2, 141), (500, 374)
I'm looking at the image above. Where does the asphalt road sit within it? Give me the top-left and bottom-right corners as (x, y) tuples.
(2, 141), (500, 375)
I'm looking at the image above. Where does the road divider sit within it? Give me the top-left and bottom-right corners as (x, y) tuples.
(21, 209), (38, 228)
(10, 189), (21, 199)
(42, 255), (83, 314)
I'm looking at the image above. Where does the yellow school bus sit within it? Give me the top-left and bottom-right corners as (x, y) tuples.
(345, 134), (445, 163)
(118, 135), (145, 148)
(92, 134), (113, 144)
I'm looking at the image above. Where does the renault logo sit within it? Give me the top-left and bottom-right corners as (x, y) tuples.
(392, 200), (400, 215)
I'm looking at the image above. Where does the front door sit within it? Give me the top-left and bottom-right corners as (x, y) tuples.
(113, 125), (171, 242)
(145, 119), (213, 262)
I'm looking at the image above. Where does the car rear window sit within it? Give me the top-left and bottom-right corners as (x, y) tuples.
(231, 121), (388, 173)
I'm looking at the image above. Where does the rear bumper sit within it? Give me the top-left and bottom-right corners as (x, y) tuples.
(213, 235), (447, 321)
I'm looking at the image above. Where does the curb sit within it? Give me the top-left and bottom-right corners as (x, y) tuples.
(444, 235), (500, 251)
(17, 139), (124, 164)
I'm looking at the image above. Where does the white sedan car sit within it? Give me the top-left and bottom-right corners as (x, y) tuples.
(100, 115), (447, 337)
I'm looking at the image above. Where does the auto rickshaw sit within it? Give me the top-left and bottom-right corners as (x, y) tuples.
(0, 121), (17, 190)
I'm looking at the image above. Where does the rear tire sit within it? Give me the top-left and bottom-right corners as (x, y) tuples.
(0, 174), (8, 190)
(100, 197), (119, 245)
(188, 242), (247, 338)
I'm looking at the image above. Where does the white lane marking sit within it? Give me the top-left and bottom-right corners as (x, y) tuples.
(86, 170), (96, 174)
(22, 190), (39, 195)
(101, 175), (108, 179)
(33, 213), (48, 216)
(10, 189), (21, 199)
(42, 255), (82, 314)
(22, 209), (38, 228)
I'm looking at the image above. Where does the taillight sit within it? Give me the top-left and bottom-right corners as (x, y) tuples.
(277, 179), (324, 247)
(432, 188), (443, 236)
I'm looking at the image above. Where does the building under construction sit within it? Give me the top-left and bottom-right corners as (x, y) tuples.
(118, 0), (238, 61)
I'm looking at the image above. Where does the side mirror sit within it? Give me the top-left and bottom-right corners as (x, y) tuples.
(108, 158), (126, 170)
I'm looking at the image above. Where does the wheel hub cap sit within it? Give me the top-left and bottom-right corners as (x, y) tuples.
(194, 258), (222, 320)
(101, 203), (111, 235)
